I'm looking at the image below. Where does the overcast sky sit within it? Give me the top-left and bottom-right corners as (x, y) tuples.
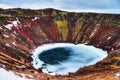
(0, 0), (120, 13)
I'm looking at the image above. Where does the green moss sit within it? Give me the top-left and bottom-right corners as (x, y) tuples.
(55, 20), (68, 41)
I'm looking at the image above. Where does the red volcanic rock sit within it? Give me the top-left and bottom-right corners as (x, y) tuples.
(0, 8), (120, 79)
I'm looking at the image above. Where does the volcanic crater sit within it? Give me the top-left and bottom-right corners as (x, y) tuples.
(0, 8), (120, 80)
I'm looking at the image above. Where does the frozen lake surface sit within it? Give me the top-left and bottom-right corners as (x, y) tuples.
(32, 43), (108, 75)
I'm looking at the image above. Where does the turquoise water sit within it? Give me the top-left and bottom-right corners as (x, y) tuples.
(38, 47), (71, 64)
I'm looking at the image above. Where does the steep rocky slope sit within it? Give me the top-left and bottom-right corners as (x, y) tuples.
(0, 8), (120, 80)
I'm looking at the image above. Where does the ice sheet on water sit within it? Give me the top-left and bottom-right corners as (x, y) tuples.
(32, 43), (108, 75)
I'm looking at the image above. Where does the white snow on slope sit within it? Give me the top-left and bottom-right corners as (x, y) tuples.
(4, 18), (20, 30)
(0, 68), (28, 80)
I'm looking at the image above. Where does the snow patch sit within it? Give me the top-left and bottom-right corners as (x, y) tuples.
(12, 42), (17, 46)
(116, 72), (120, 76)
(0, 68), (28, 80)
(3, 34), (9, 38)
(31, 17), (39, 21)
(5, 43), (11, 47)
(4, 24), (13, 30)
(107, 37), (111, 40)
(4, 18), (20, 30)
